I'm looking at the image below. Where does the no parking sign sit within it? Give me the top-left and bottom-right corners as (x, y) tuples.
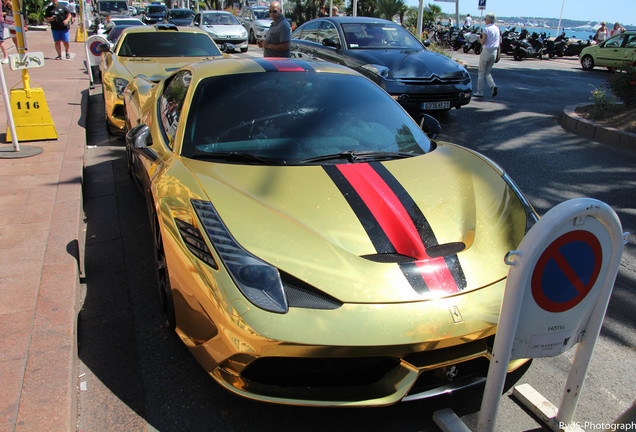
(474, 198), (628, 432)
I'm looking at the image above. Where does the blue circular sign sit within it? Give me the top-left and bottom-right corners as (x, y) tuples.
(531, 230), (602, 313)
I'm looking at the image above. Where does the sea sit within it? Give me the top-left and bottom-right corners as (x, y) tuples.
(498, 25), (596, 41)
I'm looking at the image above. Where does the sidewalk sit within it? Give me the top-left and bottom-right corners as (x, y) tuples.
(0, 24), (89, 432)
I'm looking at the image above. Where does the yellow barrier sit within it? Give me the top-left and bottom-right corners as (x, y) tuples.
(6, 87), (57, 142)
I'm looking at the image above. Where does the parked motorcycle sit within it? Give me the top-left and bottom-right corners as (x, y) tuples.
(500, 26), (519, 55)
(462, 25), (482, 54)
(563, 36), (592, 57)
(511, 29), (546, 60)
(451, 27), (467, 51)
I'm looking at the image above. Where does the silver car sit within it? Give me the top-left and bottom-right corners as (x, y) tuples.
(193, 11), (249, 52)
(237, 5), (271, 44)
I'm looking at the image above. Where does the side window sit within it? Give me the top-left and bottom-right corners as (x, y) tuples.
(295, 21), (321, 42)
(159, 70), (192, 149)
(318, 21), (340, 46)
(604, 37), (621, 48)
(624, 35), (636, 48)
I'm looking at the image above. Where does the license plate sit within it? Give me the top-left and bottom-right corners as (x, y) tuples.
(422, 101), (451, 110)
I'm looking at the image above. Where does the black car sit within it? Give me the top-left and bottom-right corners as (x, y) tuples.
(142, 4), (168, 24)
(290, 17), (472, 115)
(167, 8), (195, 26)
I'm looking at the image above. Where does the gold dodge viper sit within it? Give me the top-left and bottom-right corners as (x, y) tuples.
(123, 57), (537, 407)
(99, 24), (226, 134)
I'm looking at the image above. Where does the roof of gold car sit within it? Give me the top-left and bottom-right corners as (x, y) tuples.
(184, 56), (363, 79)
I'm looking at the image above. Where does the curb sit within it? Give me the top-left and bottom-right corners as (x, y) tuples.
(560, 104), (636, 151)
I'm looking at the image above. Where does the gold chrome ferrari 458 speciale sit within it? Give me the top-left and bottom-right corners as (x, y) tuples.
(123, 57), (537, 407)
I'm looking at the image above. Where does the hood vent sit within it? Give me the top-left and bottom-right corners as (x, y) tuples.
(362, 242), (465, 262)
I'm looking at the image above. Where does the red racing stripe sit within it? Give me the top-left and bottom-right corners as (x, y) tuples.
(336, 163), (459, 294)
(262, 58), (306, 71)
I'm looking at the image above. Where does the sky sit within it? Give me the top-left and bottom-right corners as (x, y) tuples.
(405, 0), (636, 26)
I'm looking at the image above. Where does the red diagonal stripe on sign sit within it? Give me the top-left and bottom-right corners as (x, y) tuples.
(551, 249), (588, 294)
(337, 163), (459, 294)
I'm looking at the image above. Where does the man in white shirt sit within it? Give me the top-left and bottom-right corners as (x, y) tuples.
(464, 14), (472, 27)
(474, 12), (501, 98)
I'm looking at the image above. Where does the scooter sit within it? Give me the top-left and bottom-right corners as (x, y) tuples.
(512, 29), (546, 60)
(563, 36), (592, 57)
(462, 25), (482, 54)
(500, 27), (519, 55)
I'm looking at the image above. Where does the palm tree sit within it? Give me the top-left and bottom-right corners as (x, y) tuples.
(376, 0), (407, 21)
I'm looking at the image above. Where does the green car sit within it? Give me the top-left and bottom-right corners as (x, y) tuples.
(580, 31), (636, 70)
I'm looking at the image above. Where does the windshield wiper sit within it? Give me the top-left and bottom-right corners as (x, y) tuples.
(186, 151), (286, 165)
(298, 150), (416, 164)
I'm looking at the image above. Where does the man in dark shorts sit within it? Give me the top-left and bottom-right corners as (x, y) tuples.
(44, 0), (71, 59)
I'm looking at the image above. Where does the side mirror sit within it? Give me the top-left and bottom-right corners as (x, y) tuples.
(322, 38), (340, 49)
(126, 124), (153, 149)
(97, 43), (111, 53)
(419, 114), (441, 140)
(422, 39), (431, 47)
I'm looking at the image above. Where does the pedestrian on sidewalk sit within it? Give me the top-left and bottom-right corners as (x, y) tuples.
(2, 0), (18, 53)
(0, 11), (8, 63)
(474, 12), (501, 98)
(44, 0), (71, 60)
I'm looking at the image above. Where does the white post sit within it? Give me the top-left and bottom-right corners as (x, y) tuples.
(556, 0), (565, 36)
(0, 63), (20, 151)
(416, 0), (424, 40)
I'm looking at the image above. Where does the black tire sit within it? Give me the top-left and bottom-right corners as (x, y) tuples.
(475, 45), (482, 55)
(241, 46), (248, 53)
(463, 45), (470, 53)
(249, 29), (256, 44)
(514, 53), (522, 61)
(153, 215), (176, 331)
(581, 55), (595, 70)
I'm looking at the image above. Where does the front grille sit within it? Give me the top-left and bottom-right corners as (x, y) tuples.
(241, 356), (400, 387)
(405, 357), (490, 397)
(403, 337), (493, 369)
(112, 104), (125, 120)
(397, 77), (464, 85)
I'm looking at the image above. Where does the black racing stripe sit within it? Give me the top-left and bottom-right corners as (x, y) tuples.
(370, 162), (438, 248)
(399, 262), (430, 295)
(371, 162), (467, 291)
(323, 165), (396, 254)
(253, 57), (315, 72)
(253, 57), (279, 72)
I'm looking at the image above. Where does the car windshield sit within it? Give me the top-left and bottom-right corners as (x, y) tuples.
(170, 10), (194, 19)
(147, 5), (167, 13)
(118, 32), (221, 57)
(342, 22), (423, 49)
(181, 71), (433, 164)
(253, 9), (270, 20)
(203, 13), (239, 25)
(99, 1), (127, 12)
(107, 24), (142, 42)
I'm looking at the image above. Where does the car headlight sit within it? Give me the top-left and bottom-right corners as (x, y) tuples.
(361, 64), (393, 79)
(255, 25), (269, 31)
(113, 78), (129, 98)
(192, 199), (288, 314)
(240, 29), (248, 37)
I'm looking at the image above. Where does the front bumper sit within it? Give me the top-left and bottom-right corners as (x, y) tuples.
(384, 80), (472, 112)
(166, 230), (518, 406)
